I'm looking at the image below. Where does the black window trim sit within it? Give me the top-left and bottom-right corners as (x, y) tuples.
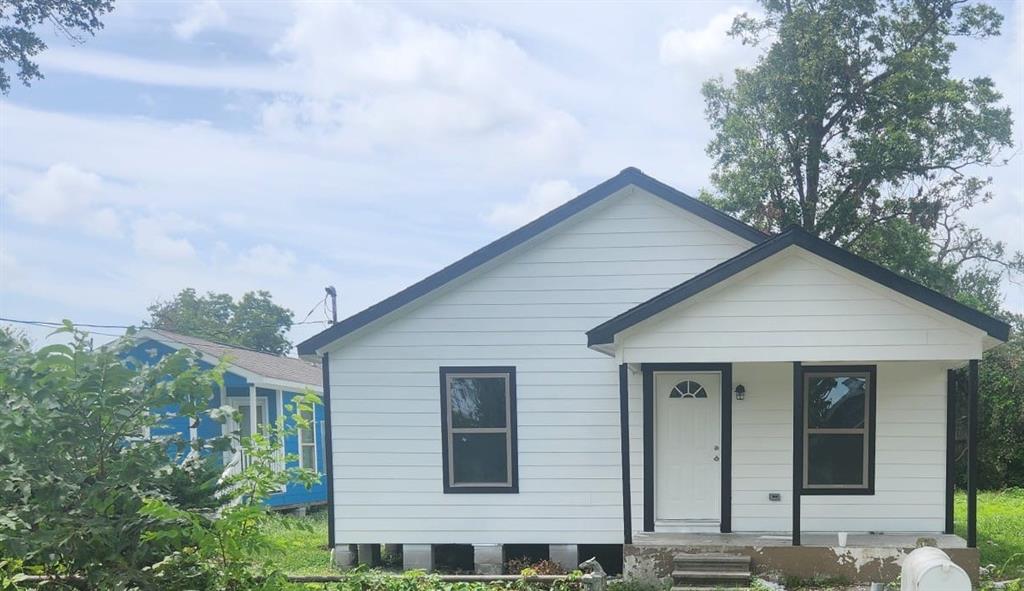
(439, 366), (519, 494)
(800, 364), (877, 496)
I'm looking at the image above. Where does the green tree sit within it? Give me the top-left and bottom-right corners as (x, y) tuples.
(701, 0), (1019, 311)
(975, 316), (1024, 488)
(0, 0), (115, 94)
(0, 323), (227, 589)
(0, 323), (320, 590)
(147, 288), (295, 355)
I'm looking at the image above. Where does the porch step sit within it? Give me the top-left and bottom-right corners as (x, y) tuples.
(667, 585), (749, 589)
(671, 554), (751, 588)
(673, 553), (751, 571)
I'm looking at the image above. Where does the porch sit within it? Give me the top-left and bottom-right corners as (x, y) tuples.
(581, 239), (1008, 565)
(625, 531), (979, 585)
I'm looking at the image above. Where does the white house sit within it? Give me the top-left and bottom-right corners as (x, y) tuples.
(297, 168), (1006, 584)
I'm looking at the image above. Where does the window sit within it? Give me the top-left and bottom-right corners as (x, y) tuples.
(670, 380), (707, 399)
(298, 408), (317, 472)
(802, 366), (876, 494)
(440, 366), (518, 493)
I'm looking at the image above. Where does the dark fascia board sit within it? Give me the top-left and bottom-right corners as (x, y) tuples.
(297, 167), (769, 355)
(587, 225), (1011, 346)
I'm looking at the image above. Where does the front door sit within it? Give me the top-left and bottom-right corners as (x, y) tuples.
(226, 398), (268, 474)
(655, 371), (721, 528)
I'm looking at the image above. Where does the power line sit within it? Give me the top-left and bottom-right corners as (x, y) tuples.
(0, 317), (330, 331)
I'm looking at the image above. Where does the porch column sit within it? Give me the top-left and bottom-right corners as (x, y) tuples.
(967, 359), (979, 548)
(791, 362), (803, 547)
(618, 363), (632, 545)
(945, 369), (956, 535)
(248, 383), (258, 439)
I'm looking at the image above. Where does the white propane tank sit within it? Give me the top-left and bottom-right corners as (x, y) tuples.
(901, 547), (971, 591)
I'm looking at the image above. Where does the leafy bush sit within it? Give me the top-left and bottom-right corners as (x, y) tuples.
(977, 322), (1024, 489)
(606, 580), (667, 591)
(0, 325), (228, 588)
(0, 324), (319, 590)
(290, 568), (584, 591)
(506, 558), (565, 576)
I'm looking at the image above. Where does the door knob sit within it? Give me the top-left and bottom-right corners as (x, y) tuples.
(714, 456), (720, 462)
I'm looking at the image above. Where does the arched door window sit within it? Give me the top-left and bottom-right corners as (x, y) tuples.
(669, 380), (707, 399)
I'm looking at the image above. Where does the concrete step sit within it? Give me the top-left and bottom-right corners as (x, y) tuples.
(672, 571), (751, 587)
(667, 585), (749, 589)
(673, 553), (751, 564)
(671, 552), (752, 588)
(672, 553), (751, 572)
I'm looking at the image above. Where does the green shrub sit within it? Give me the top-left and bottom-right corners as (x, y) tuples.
(289, 568), (584, 591)
(0, 324), (320, 590)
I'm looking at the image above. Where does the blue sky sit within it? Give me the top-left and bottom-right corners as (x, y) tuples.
(1, 1), (1022, 349)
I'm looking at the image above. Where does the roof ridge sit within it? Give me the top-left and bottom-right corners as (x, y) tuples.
(297, 167), (767, 356)
(148, 327), (308, 362)
(586, 225), (1009, 345)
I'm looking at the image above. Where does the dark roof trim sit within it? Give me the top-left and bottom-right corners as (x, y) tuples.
(587, 225), (1011, 345)
(298, 167), (768, 355)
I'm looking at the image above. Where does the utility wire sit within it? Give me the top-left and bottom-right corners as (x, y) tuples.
(0, 317), (329, 330)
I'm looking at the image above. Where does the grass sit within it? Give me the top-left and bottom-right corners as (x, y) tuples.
(257, 490), (1024, 581)
(956, 488), (1024, 580)
(258, 510), (333, 575)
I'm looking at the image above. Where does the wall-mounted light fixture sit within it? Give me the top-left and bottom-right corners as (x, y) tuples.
(734, 384), (746, 400)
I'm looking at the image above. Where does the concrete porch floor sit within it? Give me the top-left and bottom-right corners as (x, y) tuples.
(632, 531), (968, 548)
(625, 532), (977, 585)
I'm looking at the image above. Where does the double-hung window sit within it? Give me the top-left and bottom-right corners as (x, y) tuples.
(298, 408), (317, 472)
(439, 366), (518, 493)
(802, 365), (876, 494)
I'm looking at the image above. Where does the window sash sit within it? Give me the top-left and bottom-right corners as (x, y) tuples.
(298, 409), (317, 472)
(803, 371), (871, 490)
(446, 372), (512, 488)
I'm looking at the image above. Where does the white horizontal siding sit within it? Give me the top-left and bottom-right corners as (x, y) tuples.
(328, 186), (752, 544)
(731, 361), (948, 533)
(620, 251), (985, 363)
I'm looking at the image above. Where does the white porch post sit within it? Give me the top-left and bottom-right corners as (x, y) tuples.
(248, 383), (258, 438)
(276, 389), (285, 472)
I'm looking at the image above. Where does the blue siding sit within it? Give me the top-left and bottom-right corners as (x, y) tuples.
(268, 390), (328, 507)
(124, 338), (327, 508)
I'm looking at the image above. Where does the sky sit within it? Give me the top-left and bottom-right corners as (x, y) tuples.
(1, 0), (1023, 351)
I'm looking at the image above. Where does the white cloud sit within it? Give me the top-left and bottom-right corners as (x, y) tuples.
(259, 2), (582, 167)
(234, 244), (297, 277)
(131, 215), (198, 261)
(660, 7), (758, 70)
(36, 48), (295, 92)
(485, 180), (579, 228)
(8, 163), (101, 223)
(6, 163), (123, 238)
(173, 0), (228, 40)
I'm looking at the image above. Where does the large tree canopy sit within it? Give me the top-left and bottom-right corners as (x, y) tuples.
(0, 0), (114, 94)
(702, 0), (1019, 312)
(146, 288), (295, 356)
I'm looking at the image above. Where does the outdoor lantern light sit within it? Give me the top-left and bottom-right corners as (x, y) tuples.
(734, 384), (746, 400)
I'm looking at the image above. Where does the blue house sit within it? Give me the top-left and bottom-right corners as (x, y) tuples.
(127, 328), (328, 510)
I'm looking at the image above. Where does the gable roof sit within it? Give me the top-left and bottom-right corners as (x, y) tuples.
(586, 225), (1011, 346)
(138, 328), (322, 387)
(297, 167), (768, 356)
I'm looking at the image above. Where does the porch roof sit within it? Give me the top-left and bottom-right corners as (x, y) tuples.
(586, 227), (1009, 364)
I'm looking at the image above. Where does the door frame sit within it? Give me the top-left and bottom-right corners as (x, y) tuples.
(224, 395), (270, 475)
(641, 362), (732, 533)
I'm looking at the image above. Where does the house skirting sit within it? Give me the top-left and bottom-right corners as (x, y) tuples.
(623, 537), (978, 585)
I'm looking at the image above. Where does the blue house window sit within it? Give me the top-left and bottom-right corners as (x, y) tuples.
(298, 408), (317, 472)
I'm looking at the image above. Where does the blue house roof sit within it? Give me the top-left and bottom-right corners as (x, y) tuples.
(137, 329), (322, 390)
